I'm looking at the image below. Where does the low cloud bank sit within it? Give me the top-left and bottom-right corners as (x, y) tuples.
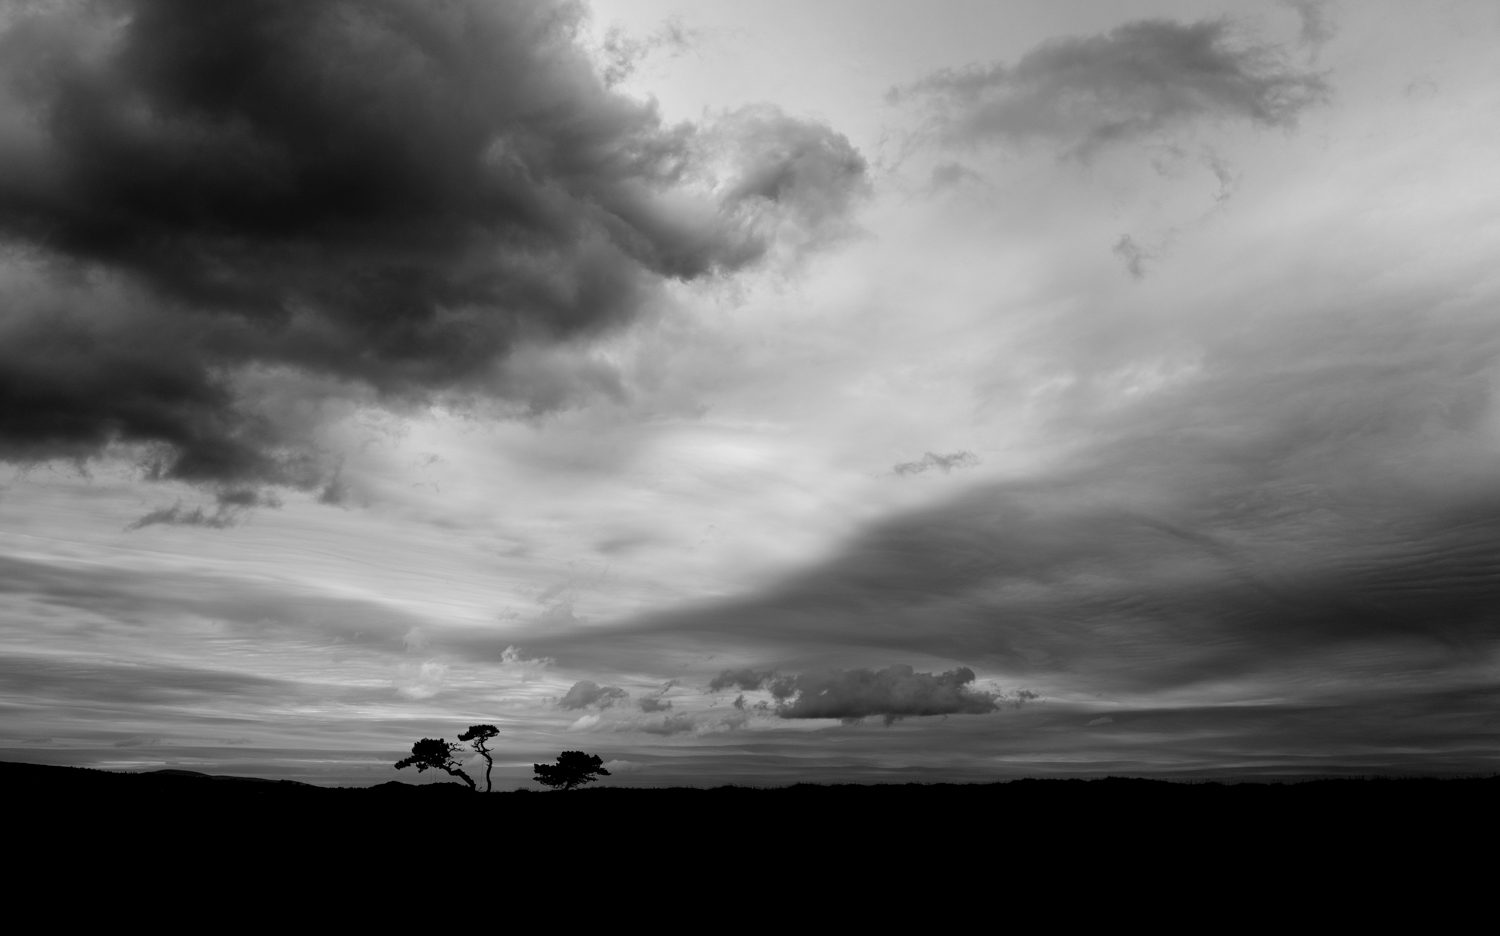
(710, 664), (1018, 725)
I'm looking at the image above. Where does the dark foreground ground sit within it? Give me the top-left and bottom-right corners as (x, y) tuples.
(6, 759), (1493, 913)
(7, 758), (1496, 836)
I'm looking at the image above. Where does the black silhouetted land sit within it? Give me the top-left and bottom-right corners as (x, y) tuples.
(11, 760), (1488, 914)
(8, 757), (1497, 896)
(7, 758), (1497, 822)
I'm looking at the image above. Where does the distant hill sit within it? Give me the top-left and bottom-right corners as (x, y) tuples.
(0, 760), (471, 798)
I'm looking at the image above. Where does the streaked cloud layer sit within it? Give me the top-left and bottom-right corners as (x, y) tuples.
(3, 0), (1500, 786)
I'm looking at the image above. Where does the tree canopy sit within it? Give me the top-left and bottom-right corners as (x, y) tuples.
(394, 738), (476, 791)
(457, 724), (500, 793)
(533, 751), (610, 791)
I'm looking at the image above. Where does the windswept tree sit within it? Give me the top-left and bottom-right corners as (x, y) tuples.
(457, 724), (500, 793)
(395, 738), (476, 791)
(533, 751), (610, 791)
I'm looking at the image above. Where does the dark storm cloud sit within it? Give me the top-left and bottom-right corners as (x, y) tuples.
(892, 450), (980, 476)
(0, 0), (868, 488)
(559, 679), (628, 710)
(890, 18), (1329, 159)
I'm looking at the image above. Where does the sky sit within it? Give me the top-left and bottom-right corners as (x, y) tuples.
(2, 0), (1499, 788)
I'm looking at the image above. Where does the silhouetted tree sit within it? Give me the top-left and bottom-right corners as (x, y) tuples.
(533, 751), (610, 791)
(457, 724), (499, 793)
(395, 738), (476, 791)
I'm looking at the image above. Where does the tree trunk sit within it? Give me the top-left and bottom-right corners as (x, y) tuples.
(445, 767), (477, 791)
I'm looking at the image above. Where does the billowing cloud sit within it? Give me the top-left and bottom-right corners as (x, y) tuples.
(706, 104), (870, 256)
(559, 679), (628, 710)
(889, 18), (1330, 159)
(0, 0), (867, 490)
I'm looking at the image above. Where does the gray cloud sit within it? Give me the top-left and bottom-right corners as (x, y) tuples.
(927, 161), (985, 192)
(599, 17), (697, 87)
(559, 679), (628, 710)
(708, 668), (777, 692)
(709, 104), (870, 253)
(126, 488), (283, 530)
(778, 665), (1000, 725)
(710, 664), (1004, 725)
(890, 18), (1329, 159)
(637, 680), (676, 712)
(892, 450), (980, 477)
(1279, 0), (1337, 59)
(1112, 234), (1154, 280)
(638, 713), (697, 735)
(126, 501), (240, 532)
(0, 0), (867, 490)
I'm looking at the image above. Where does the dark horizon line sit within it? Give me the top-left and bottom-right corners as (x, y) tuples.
(4, 759), (1497, 794)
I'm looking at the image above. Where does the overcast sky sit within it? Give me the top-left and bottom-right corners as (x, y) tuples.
(3, 0), (1499, 788)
